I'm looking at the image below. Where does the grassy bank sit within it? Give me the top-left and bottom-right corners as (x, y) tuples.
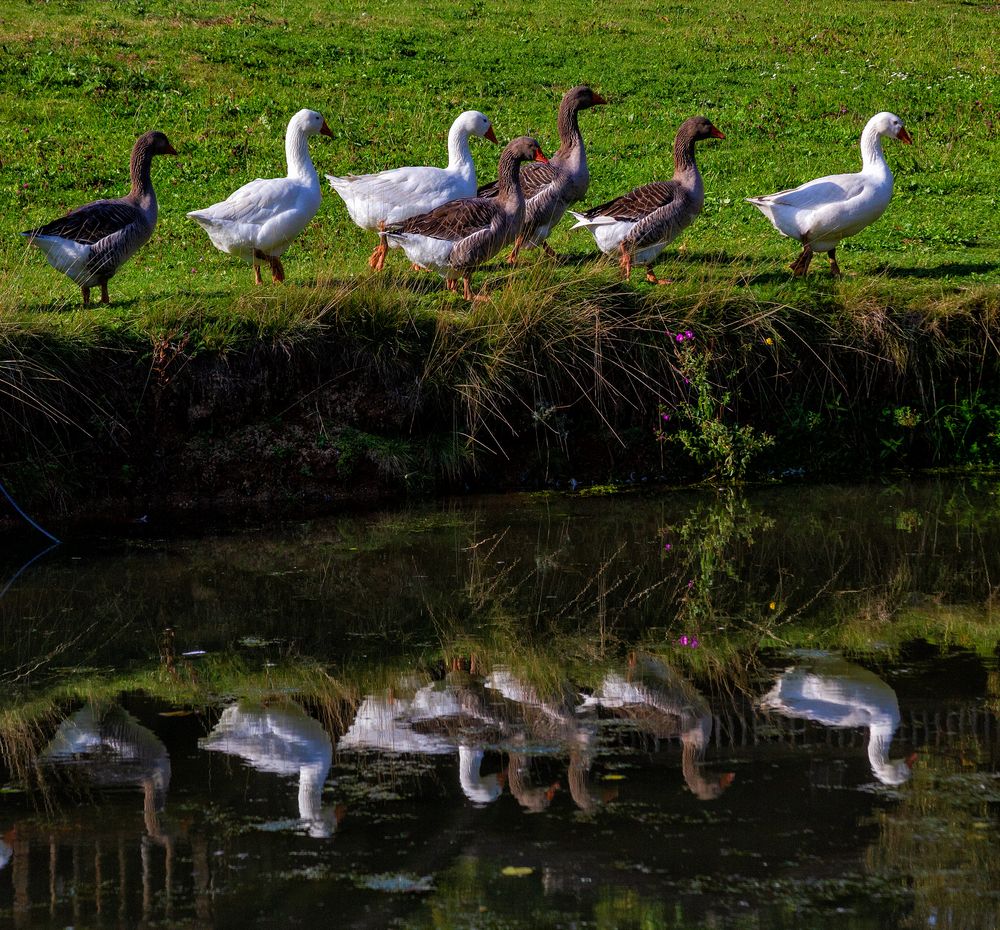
(1, 0), (998, 510)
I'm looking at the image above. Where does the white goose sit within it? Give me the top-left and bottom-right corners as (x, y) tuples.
(326, 110), (497, 271)
(747, 111), (912, 276)
(187, 108), (332, 284)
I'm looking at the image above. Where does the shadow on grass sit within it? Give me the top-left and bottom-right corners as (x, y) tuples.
(873, 262), (1000, 280)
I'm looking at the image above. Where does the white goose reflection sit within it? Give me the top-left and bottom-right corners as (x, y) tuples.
(200, 702), (342, 837)
(339, 671), (506, 806)
(39, 703), (172, 833)
(759, 654), (917, 786)
(582, 654), (735, 801)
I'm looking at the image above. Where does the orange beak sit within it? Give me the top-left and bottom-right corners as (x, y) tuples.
(592, 92), (608, 105)
(905, 752), (918, 769)
(710, 126), (726, 140)
(485, 125), (499, 144)
(720, 772), (736, 788)
(320, 120), (334, 138)
(534, 150), (549, 164)
(897, 127), (913, 145)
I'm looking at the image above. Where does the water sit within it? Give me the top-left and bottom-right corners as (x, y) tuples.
(1, 481), (999, 928)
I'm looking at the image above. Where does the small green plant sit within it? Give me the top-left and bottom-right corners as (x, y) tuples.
(658, 334), (773, 482)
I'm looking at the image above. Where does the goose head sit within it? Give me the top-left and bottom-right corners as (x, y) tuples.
(456, 109), (499, 144)
(141, 131), (178, 157)
(290, 108), (334, 138)
(680, 115), (726, 143)
(506, 135), (550, 165)
(565, 84), (608, 111)
(869, 111), (913, 145)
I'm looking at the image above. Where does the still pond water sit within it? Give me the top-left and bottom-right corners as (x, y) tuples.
(1, 481), (1000, 928)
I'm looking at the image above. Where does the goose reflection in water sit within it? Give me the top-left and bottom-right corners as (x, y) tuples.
(38, 703), (172, 836)
(199, 702), (343, 837)
(483, 667), (623, 813)
(759, 653), (917, 786)
(339, 670), (507, 806)
(484, 669), (576, 812)
(582, 654), (736, 801)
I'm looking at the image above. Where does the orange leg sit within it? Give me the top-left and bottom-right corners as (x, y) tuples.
(445, 278), (458, 292)
(542, 241), (557, 258)
(269, 256), (285, 283)
(462, 272), (474, 301)
(618, 242), (632, 279)
(369, 225), (389, 271)
(507, 234), (525, 266)
(645, 266), (673, 286)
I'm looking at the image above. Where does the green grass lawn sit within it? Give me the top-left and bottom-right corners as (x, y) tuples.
(0, 0), (997, 332)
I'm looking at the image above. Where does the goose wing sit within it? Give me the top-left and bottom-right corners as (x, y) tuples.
(25, 199), (144, 245)
(330, 165), (456, 204)
(750, 172), (868, 210)
(394, 196), (501, 241)
(584, 181), (678, 222)
(189, 178), (303, 228)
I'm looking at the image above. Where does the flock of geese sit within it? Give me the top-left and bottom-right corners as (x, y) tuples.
(20, 86), (913, 305)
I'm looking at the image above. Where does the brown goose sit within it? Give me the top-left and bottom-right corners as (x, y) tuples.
(382, 136), (548, 300)
(22, 131), (177, 305)
(569, 116), (724, 284)
(478, 85), (605, 263)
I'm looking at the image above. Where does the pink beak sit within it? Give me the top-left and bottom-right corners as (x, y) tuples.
(710, 126), (726, 140)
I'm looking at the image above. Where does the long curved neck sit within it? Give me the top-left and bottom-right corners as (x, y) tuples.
(673, 131), (700, 182)
(286, 126), (317, 183)
(298, 764), (326, 821)
(866, 724), (893, 769)
(673, 131), (704, 205)
(495, 151), (526, 208)
(860, 124), (891, 178)
(446, 122), (475, 177)
(128, 138), (156, 205)
(555, 100), (583, 159)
